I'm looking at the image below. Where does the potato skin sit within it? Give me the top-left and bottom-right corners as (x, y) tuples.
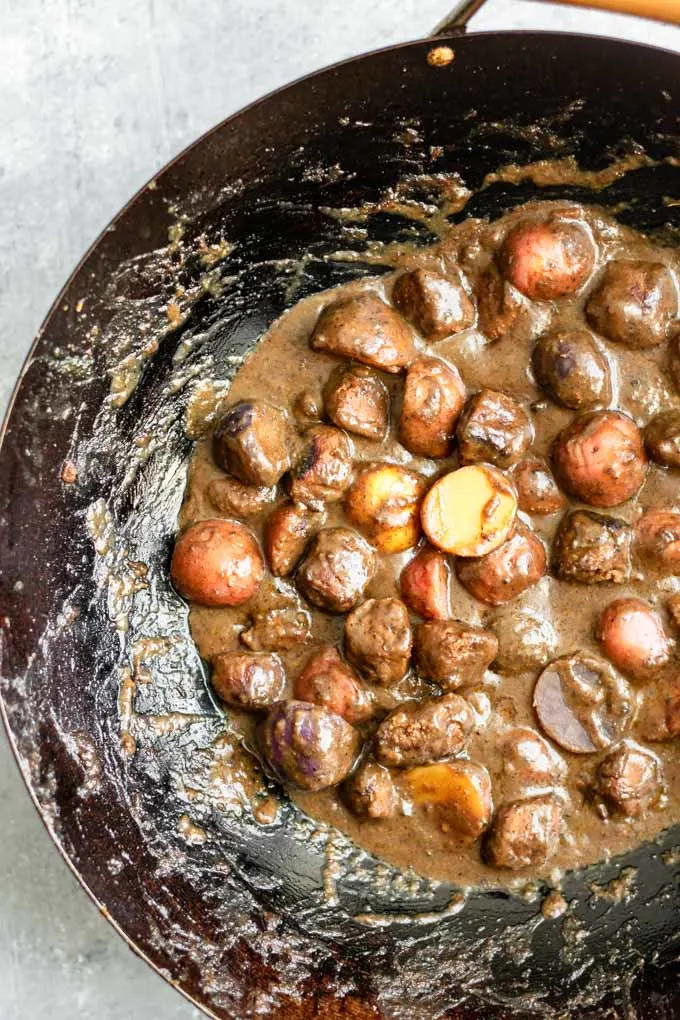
(346, 463), (426, 554)
(586, 259), (678, 349)
(492, 611), (557, 674)
(171, 519), (264, 607)
(415, 620), (498, 688)
(213, 400), (292, 486)
(323, 364), (389, 441)
(476, 263), (524, 342)
(552, 410), (647, 507)
(484, 794), (562, 869)
(400, 546), (451, 620)
(644, 410), (680, 469)
(310, 292), (417, 373)
(512, 456), (566, 516)
(392, 268), (475, 341)
(456, 389), (532, 469)
(595, 742), (662, 818)
(532, 330), (611, 410)
(597, 598), (670, 680)
(499, 219), (595, 300)
(211, 651), (285, 710)
(398, 356), (466, 458)
(259, 701), (359, 791)
(264, 501), (318, 577)
(294, 645), (373, 724)
(455, 522), (546, 606)
(634, 509), (680, 576)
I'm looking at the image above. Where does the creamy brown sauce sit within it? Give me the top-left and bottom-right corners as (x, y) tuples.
(180, 199), (680, 891)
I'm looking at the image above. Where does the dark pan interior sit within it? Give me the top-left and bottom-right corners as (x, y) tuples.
(2, 31), (680, 1020)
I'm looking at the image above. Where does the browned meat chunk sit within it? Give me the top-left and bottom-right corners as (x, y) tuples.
(297, 527), (376, 613)
(415, 620), (498, 689)
(586, 260), (678, 349)
(512, 456), (566, 516)
(344, 598), (412, 685)
(400, 546), (451, 620)
(553, 510), (632, 584)
(485, 795), (562, 869)
(207, 475), (276, 517)
(294, 645), (373, 724)
(457, 389), (532, 468)
(398, 356), (466, 458)
(323, 364), (389, 441)
(668, 593), (680, 631)
(310, 292), (417, 373)
(499, 218), (595, 300)
(259, 701), (359, 791)
(476, 263), (524, 342)
(552, 411), (647, 508)
(213, 400), (293, 486)
(532, 329), (611, 410)
(644, 410), (680, 469)
(392, 268), (475, 341)
(288, 426), (353, 510)
(455, 522), (546, 606)
(637, 673), (680, 742)
(211, 652), (285, 710)
(634, 509), (680, 576)
(264, 501), (319, 577)
(594, 742), (662, 818)
(342, 759), (398, 819)
(374, 693), (475, 768)
(241, 602), (312, 652)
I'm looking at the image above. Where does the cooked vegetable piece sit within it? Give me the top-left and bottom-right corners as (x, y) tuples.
(456, 521), (546, 606)
(288, 426), (353, 510)
(499, 727), (566, 789)
(553, 509), (632, 585)
(485, 795), (562, 869)
(667, 593), (680, 631)
(392, 268), (475, 341)
(512, 456), (566, 516)
(264, 501), (318, 577)
(421, 464), (517, 557)
(259, 701), (359, 791)
(533, 653), (633, 754)
(211, 652), (285, 710)
(400, 546), (451, 620)
(294, 645), (373, 724)
(310, 292), (417, 373)
(405, 761), (493, 838)
(532, 329), (611, 410)
(456, 389), (532, 469)
(415, 619), (498, 689)
(297, 527), (376, 613)
(374, 693), (475, 768)
(636, 674), (680, 742)
(634, 509), (680, 576)
(398, 356), (466, 458)
(586, 260), (678, 349)
(644, 410), (680, 469)
(552, 410), (647, 507)
(207, 476), (276, 518)
(597, 598), (671, 680)
(343, 759), (398, 819)
(670, 334), (680, 392)
(171, 519), (264, 607)
(346, 463), (426, 553)
(476, 263), (524, 342)
(594, 742), (662, 818)
(499, 219), (594, 300)
(492, 610), (557, 674)
(344, 598), (412, 686)
(323, 364), (389, 441)
(213, 400), (293, 486)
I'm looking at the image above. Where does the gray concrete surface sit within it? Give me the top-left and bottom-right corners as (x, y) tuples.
(1, 1), (680, 1016)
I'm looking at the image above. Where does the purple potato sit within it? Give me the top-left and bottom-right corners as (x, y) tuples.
(259, 700), (359, 791)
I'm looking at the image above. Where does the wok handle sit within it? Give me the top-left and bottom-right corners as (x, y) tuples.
(433, 0), (680, 31)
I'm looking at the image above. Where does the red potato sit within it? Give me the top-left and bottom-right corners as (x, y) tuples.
(552, 410), (648, 507)
(294, 645), (373, 724)
(634, 509), (680, 576)
(211, 651), (285, 710)
(392, 268), (475, 342)
(421, 464), (518, 557)
(512, 456), (566, 516)
(644, 410), (680, 470)
(586, 259), (678, 350)
(171, 519), (264, 607)
(346, 463), (427, 554)
(597, 598), (671, 680)
(398, 356), (466, 458)
(264, 501), (318, 577)
(405, 761), (493, 839)
(400, 546), (451, 620)
(498, 218), (595, 301)
(455, 522), (547, 606)
(310, 292), (417, 373)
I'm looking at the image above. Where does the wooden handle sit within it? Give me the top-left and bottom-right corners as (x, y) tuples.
(551, 0), (680, 24)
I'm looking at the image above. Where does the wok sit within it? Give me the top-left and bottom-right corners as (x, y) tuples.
(3, 2), (680, 1017)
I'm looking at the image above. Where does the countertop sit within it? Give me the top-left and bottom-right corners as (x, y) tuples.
(1, 1), (680, 1016)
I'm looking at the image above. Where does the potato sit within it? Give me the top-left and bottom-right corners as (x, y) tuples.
(553, 509), (632, 584)
(667, 593), (680, 631)
(512, 456), (566, 516)
(171, 519), (264, 607)
(288, 426), (353, 510)
(552, 410), (647, 507)
(310, 292), (417, 373)
(211, 651), (285, 710)
(398, 356), (466, 458)
(644, 410), (680, 469)
(636, 674), (680, 742)
(492, 610), (557, 674)
(456, 522), (546, 606)
(415, 619), (498, 689)
(484, 795), (562, 869)
(207, 476), (276, 518)
(392, 268), (475, 342)
(323, 364), (389, 441)
(374, 693), (475, 768)
(294, 645), (373, 724)
(264, 501), (318, 577)
(456, 389), (532, 469)
(532, 329), (611, 410)
(345, 463), (427, 553)
(343, 759), (398, 819)
(597, 597), (670, 680)
(586, 259), (678, 349)
(498, 727), (566, 788)
(421, 464), (517, 557)
(400, 546), (451, 620)
(498, 218), (595, 300)
(297, 527), (376, 613)
(405, 761), (492, 838)
(344, 598), (412, 686)
(213, 400), (293, 486)
(292, 390), (322, 428)
(634, 509), (680, 576)
(476, 263), (524, 342)
(594, 742), (662, 818)
(259, 701), (359, 791)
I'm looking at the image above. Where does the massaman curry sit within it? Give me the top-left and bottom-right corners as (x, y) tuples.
(172, 198), (680, 888)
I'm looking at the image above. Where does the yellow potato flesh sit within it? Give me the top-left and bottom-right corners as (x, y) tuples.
(406, 761), (492, 838)
(346, 464), (425, 554)
(421, 464), (517, 557)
